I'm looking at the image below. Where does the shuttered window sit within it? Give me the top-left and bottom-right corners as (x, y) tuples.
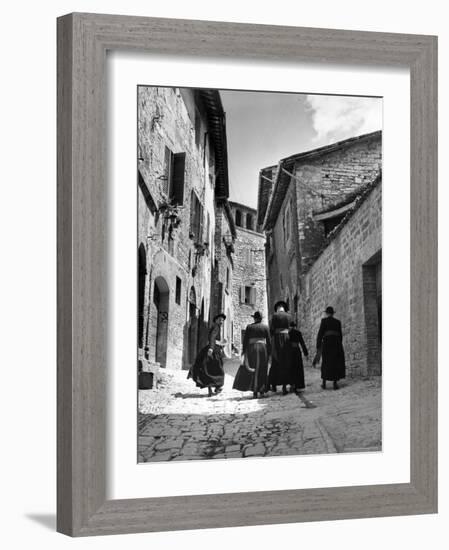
(163, 146), (173, 196)
(246, 213), (254, 231)
(170, 152), (185, 205)
(245, 249), (253, 265)
(240, 286), (256, 305)
(190, 191), (204, 243)
(164, 147), (185, 206)
(251, 287), (256, 305)
(175, 277), (182, 305)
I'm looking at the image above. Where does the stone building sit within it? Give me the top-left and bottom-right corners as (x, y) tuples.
(211, 200), (237, 358)
(259, 131), (382, 376)
(229, 201), (268, 354)
(137, 86), (232, 371)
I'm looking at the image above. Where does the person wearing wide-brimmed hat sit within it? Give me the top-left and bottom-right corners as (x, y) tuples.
(313, 306), (346, 389)
(187, 313), (226, 396)
(268, 300), (292, 395)
(234, 311), (271, 398)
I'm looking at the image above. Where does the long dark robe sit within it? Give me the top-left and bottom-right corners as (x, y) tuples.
(315, 316), (346, 381)
(187, 324), (225, 389)
(241, 321), (271, 393)
(268, 311), (292, 387)
(288, 328), (308, 389)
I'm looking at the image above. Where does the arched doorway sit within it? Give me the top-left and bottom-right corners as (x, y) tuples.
(153, 276), (169, 367)
(226, 307), (232, 357)
(138, 243), (147, 349)
(197, 298), (205, 352)
(188, 287), (198, 364)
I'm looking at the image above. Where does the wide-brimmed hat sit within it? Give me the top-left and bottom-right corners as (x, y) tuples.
(251, 311), (262, 320)
(213, 313), (226, 322)
(274, 300), (288, 312)
(325, 306), (335, 315)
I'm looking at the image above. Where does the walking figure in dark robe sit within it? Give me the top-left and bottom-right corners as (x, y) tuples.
(269, 300), (292, 395)
(288, 321), (308, 393)
(239, 311), (271, 398)
(313, 306), (346, 390)
(187, 313), (226, 396)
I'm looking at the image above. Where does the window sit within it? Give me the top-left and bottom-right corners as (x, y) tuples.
(240, 285), (256, 305)
(175, 277), (182, 305)
(164, 146), (185, 206)
(170, 153), (185, 205)
(243, 248), (253, 265)
(190, 191), (204, 243)
(235, 210), (242, 227)
(246, 213), (254, 231)
(163, 146), (173, 196)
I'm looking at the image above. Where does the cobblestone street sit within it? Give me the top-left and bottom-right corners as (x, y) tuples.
(138, 359), (381, 462)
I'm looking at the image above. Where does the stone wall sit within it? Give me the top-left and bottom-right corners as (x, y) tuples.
(266, 183), (300, 316)
(138, 86), (217, 370)
(293, 132), (381, 273)
(211, 205), (235, 357)
(262, 132), (382, 377)
(298, 181), (382, 376)
(231, 226), (268, 353)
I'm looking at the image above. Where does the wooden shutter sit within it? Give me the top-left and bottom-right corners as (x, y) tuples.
(199, 202), (204, 243)
(171, 152), (185, 205)
(163, 146), (172, 196)
(189, 191), (195, 236)
(251, 287), (257, 305)
(195, 196), (201, 242)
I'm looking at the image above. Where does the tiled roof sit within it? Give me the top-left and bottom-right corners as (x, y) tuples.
(197, 89), (229, 200)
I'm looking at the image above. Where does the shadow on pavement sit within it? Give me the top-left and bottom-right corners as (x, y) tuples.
(25, 514), (56, 531)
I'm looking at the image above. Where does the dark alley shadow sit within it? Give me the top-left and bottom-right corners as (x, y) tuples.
(25, 513), (56, 531)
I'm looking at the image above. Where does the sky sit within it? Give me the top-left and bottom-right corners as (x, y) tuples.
(220, 90), (382, 208)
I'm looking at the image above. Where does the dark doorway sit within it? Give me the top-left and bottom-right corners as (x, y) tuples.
(138, 243), (147, 349)
(153, 276), (169, 367)
(188, 287), (198, 364)
(197, 298), (205, 353)
(362, 250), (382, 375)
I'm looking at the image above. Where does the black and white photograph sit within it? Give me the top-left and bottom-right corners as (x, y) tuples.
(137, 85), (382, 462)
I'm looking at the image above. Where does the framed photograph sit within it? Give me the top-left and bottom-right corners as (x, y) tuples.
(57, 13), (437, 536)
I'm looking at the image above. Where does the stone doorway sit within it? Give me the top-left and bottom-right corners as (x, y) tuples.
(188, 287), (198, 364)
(196, 298), (205, 353)
(153, 276), (169, 368)
(138, 243), (147, 349)
(362, 250), (382, 375)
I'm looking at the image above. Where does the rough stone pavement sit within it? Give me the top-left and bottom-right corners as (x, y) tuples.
(138, 358), (381, 462)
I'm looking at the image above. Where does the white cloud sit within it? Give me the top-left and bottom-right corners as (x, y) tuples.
(305, 95), (382, 145)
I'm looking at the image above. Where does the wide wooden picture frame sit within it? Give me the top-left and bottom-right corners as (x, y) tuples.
(57, 12), (437, 537)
